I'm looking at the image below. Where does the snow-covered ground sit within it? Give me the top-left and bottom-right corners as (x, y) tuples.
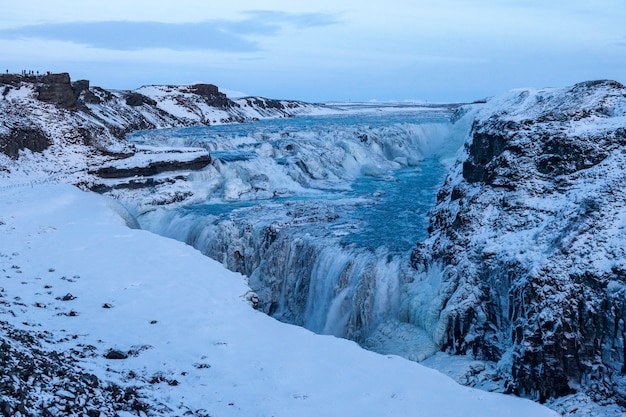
(0, 184), (558, 416)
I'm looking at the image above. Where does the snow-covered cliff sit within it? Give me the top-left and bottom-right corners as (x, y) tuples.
(409, 80), (626, 405)
(0, 73), (329, 189)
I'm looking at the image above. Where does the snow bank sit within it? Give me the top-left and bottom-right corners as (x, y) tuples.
(0, 184), (557, 416)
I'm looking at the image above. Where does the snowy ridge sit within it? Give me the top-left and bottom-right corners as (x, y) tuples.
(0, 184), (557, 416)
(0, 74), (332, 190)
(409, 80), (626, 410)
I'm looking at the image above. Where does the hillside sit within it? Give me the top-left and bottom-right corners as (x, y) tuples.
(0, 72), (330, 192)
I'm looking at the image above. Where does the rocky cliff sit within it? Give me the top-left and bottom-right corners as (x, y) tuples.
(0, 73), (329, 190)
(410, 80), (626, 406)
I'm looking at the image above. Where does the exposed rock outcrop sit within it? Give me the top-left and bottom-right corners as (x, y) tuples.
(188, 83), (232, 108)
(36, 72), (77, 108)
(91, 153), (211, 178)
(410, 80), (626, 405)
(0, 126), (51, 159)
(124, 91), (157, 107)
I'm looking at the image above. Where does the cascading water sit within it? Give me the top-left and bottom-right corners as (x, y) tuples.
(134, 108), (470, 360)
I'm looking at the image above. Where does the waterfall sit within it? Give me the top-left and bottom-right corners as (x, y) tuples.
(140, 203), (409, 342)
(134, 109), (470, 357)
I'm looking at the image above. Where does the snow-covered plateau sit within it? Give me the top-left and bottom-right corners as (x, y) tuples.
(1, 73), (625, 416)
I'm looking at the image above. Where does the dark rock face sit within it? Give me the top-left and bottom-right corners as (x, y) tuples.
(91, 154), (212, 178)
(188, 84), (233, 109)
(189, 83), (219, 96)
(244, 97), (285, 110)
(0, 127), (51, 158)
(125, 92), (157, 107)
(411, 80), (626, 405)
(71, 79), (91, 104)
(36, 73), (77, 109)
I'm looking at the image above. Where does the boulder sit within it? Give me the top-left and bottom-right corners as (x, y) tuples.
(125, 92), (157, 107)
(188, 83), (233, 108)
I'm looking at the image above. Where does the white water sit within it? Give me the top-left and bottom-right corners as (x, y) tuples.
(135, 108), (471, 359)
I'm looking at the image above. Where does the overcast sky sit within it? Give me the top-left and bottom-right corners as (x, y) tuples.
(1, 1), (624, 102)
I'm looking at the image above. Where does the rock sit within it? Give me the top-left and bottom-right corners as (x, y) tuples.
(0, 127), (51, 158)
(410, 80), (626, 405)
(0, 74), (22, 86)
(36, 72), (77, 108)
(56, 389), (76, 399)
(104, 349), (128, 360)
(0, 401), (12, 417)
(188, 83), (233, 108)
(247, 292), (260, 309)
(125, 92), (157, 107)
(189, 83), (219, 96)
(82, 90), (102, 104)
(243, 97), (285, 110)
(72, 79), (90, 95)
(90, 153), (212, 179)
(0, 322), (161, 416)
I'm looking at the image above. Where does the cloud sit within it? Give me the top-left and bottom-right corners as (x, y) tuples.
(0, 11), (339, 52)
(242, 10), (340, 29)
(0, 21), (257, 52)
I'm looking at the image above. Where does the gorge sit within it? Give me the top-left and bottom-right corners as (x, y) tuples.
(2, 73), (626, 416)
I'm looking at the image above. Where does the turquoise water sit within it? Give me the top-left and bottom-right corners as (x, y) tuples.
(136, 109), (459, 340)
(344, 160), (446, 252)
(136, 110), (453, 255)
(177, 160), (444, 254)
(169, 147), (447, 253)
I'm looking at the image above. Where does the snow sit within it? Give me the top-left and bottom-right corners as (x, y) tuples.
(0, 184), (558, 416)
(220, 88), (250, 99)
(100, 145), (209, 170)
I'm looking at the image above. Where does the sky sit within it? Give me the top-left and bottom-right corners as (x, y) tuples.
(0, 1), (625, 102)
